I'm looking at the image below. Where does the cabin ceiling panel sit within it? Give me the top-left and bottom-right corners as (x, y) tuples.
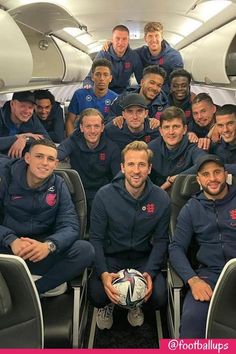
(0, 0), (235, 50)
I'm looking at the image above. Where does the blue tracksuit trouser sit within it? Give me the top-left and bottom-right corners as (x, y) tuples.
(0, 239), (94, 294)
(88, 255), (167, 310)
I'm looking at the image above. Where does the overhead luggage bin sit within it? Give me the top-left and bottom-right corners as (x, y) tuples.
(3, 2), (92, 89)
(52, 37), (92, 83)
(0, 10), (33, 90)
(181, 19), (236, 87)
(18, 24), (65, 85)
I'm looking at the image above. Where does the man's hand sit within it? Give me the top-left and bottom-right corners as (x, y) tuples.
(208, 125), (221, 143)
(197, 137), (211, 150)
(161, 175), (177, 191)
(8, 137), (27, 158)
(142, 272), (153, 301)
(10, 238), (32, 255)
(112, 116), (124, 129)
(101, 271), (121, 304)
(187, 132), (199, 144)
(149, 118), (160, 130)
(188, 276), (213, 301)
(16, 237), (50, 262)
(102, 40), (112, 51)
(17, 133), (44, 140)
(24, 133), (44, 140)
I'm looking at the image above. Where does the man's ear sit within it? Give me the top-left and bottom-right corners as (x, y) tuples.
(24, 152), (30, 165)
(148, 163), (152, 175)
(196, 174), (201, 187)
(121, 163), (125, 173)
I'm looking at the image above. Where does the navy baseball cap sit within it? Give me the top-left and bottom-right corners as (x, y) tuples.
(196, 154), (225, 172)
(12, 91), (36, 104)
(122, 93), (148, 110)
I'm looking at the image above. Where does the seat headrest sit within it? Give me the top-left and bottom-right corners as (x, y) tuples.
(55, 171), (74, 194)
(180, 175), (200, 198)
(0, 272), (12, 316)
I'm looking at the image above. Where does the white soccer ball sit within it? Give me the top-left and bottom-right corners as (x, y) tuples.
(112, 268), (147, 309)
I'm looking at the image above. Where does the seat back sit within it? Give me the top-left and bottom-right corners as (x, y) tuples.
(55, 168), (87, 238)
(0, 255), (43, 348)
(42, 168), (88, 348)
(206, 258), (236, 338)
(170, 174), (201, 266)
(170, 174), (200, 238)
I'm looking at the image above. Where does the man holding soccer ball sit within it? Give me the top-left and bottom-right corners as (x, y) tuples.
(89, 140), (170, 330)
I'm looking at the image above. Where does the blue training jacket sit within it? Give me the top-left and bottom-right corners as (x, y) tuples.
(210, 141), (236, 175)
(105, 118), (159, 151)
(0, 101), (50, 154)
(187, 118), (213, 138)
(135, 41), (183, 95)
(106, 86), (169, 122)
(168, 93), (193, 123)
(38, 101), (65, 143)
(90, 172), (170, 277)
(57, 130), (121, 201)
(148, 135), (206, 186)
(0, 159), (79, 252)
(83, 46), (143, 94)
(169, 186), (236, 285)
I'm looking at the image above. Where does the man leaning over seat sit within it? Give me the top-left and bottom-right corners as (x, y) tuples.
(0, 138), (94, 296)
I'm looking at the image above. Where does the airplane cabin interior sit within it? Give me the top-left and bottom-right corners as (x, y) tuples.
(0, 0), (236, 349)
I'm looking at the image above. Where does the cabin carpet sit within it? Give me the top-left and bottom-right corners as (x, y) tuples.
(83, 303), (169, 348)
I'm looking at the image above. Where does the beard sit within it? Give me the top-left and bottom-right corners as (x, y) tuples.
(201, 181), (228, 198)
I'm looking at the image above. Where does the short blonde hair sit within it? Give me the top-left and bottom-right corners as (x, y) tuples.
(79, 108), (104, 125)
(144, 22), (163, 36)
(121, 141), (153, 165)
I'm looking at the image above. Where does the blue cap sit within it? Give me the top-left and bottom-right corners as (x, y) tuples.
(196, 154), (224, 172)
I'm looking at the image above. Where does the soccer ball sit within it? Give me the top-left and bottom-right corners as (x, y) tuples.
(112, 268), (147, 309)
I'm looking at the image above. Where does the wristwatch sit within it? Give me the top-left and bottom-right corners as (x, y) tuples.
(45, 241), (57, 254)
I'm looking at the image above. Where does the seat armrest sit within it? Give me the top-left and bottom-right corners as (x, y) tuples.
(70, 274), (84, 288)
(70, 268), (90, 288)
(168, 264), (184, 289)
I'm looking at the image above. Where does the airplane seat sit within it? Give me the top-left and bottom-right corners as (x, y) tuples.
(0, 254), (43, 348)
(167, 174), (201, 338)
(168, 174), (236, 338)
(206, 258), (236, 338)
(41, 168), (89, 348)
